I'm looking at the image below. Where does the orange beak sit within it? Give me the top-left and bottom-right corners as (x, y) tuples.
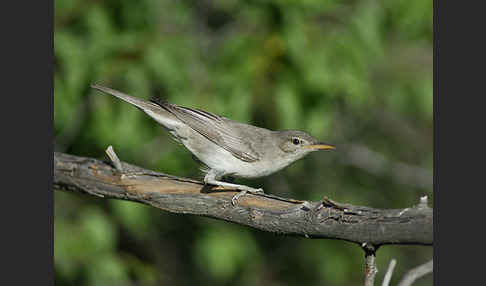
(305, 143), (336, 151)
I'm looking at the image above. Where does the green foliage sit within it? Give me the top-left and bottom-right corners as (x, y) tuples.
(54, 0), (432, 285)
(195, 223), (262, 281)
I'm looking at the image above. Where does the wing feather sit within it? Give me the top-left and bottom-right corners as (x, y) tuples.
(151, 98), (260, 162)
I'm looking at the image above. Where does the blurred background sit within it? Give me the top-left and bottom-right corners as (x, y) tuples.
(54, 0), (433, 285)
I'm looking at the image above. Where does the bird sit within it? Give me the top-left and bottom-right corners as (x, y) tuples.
(91, 84), (335, 205)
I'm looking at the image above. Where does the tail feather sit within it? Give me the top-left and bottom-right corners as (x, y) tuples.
(91, 84), (181, 129)
(91, 84), (160, 112)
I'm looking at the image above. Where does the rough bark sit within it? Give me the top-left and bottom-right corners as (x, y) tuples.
(53, 152), (433, 246)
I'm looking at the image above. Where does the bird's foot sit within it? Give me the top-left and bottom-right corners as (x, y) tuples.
(231, 187), (264, 206)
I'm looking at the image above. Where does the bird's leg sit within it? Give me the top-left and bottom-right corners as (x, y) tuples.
(229, 188), (264, 206)
(204, 172), (264, 205)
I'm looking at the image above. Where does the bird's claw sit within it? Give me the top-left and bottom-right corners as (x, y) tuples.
(231, 188), (264, 206)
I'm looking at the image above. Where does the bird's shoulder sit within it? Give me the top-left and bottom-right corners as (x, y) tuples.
(155, 102), (263, 162)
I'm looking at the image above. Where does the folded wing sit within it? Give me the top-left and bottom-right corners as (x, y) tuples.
(151, 97), (260, 163)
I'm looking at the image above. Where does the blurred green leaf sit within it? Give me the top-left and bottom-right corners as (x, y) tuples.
(110, 200), (152, 240)
(87, 253), (129, 286)
(195, 225), (261, 281)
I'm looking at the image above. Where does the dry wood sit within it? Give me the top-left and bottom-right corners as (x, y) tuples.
(53, 152), (433, 246)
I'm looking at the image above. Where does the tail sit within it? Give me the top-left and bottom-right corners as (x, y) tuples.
(91, 84), (181, 129)
(91, 84), (162, 112)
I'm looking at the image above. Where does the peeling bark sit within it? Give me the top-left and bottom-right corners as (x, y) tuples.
(54, 152), (433, 246)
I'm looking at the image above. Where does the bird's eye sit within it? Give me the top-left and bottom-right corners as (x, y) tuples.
(292, 138), (300, 145)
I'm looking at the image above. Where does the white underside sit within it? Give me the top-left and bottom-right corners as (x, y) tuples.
(145, 108), (295, 179)
(181, 132), (291, 179)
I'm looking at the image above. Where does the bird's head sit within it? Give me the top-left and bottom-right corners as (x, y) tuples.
(276, 130), (335, 162)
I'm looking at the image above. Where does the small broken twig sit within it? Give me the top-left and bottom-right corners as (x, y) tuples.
(105, 145), (123, 172)
(397, 259), (433, 286)
(381, 259), (397, 286)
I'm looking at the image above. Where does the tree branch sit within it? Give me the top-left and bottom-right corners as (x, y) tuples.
(339, 143), (432, 190)
(363, 243), (378, 286)
(53, 152), (433, 246)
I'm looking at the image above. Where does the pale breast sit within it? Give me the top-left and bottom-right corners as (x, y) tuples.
(175, 124), (295, 178)
(182, 136), (287, 178)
